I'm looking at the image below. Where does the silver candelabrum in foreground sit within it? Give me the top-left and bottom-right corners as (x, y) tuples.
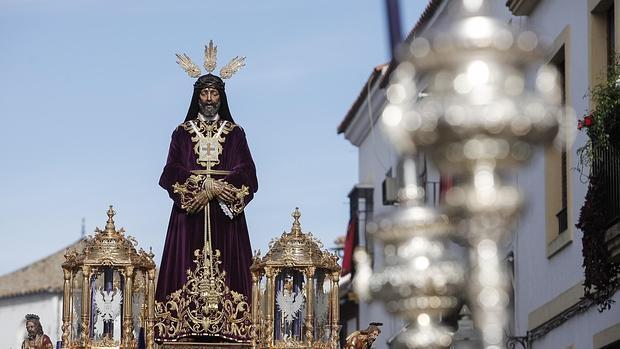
(355, 1), (570, 348)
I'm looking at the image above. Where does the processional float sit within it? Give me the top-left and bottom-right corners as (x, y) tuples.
(61, 206), (157, 349)
(59, 41), (343, 349)
(151, 207), (340, 349)
(60, 207), (343, 349)
(250, 208), (341, 349)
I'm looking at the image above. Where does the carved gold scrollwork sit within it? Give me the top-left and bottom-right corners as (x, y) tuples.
(154, 248), (252, 342)
(180, 119), (236, 168)
(250, 209), (342, 349)
(229, 184), (250, 215)
(91, 335), (120, 347)
(172, 174), (206, 211)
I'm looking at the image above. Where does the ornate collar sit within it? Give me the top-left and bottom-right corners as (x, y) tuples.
(197, 113), (219, 123)
(180, 118), (236, 168)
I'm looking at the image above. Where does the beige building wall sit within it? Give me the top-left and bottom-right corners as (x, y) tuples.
(511, 0), (620, 348)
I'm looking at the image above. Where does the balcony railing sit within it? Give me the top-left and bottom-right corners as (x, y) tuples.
(592, 146), (620, 229)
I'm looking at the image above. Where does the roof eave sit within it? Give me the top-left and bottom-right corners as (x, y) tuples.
(337, 64), (387, 135)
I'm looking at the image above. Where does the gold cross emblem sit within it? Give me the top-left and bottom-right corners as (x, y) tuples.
(198, 138), (221, 164)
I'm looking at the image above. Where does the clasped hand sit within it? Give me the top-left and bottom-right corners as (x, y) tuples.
(187, 180), (236, 214)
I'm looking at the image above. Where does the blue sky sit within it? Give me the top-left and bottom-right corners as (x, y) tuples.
(0, 0), (427, 275)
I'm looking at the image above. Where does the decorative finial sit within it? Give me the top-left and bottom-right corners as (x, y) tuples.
(176, 41), (246, 80)
(105, 205), (116, 233)
(81, 217), (85, 238)
(204, 40), (217, 73)
(219, 56), (246, 79)
(175, 53), (201, 78)
(459, 305), (472, 318)
(291, 207), (302, 236)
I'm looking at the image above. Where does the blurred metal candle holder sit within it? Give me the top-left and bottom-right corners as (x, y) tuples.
(356, 1), (567, 348)
(354, 156), (466, 349)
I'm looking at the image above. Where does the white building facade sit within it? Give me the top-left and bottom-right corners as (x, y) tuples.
(0, 245), (71, 349)
(0, 294), (63, 349)
(338, 0), (620, 348)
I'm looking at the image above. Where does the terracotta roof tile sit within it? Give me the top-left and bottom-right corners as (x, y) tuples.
(0, 241), (82, 299)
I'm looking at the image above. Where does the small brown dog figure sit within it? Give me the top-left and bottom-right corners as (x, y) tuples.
(344, 322), (383, 349)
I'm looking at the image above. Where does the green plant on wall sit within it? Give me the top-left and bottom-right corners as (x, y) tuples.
(577, 56), (620, 171)
(576, 56), (620, 311)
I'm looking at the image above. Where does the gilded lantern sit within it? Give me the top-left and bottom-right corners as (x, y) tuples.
(61, 206), (156, 349)
(250, 208), (341, 349)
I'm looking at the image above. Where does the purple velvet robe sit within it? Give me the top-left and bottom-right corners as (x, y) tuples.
(156, 120), (257, 304)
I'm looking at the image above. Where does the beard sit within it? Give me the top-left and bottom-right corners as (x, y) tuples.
(199, 100), (220, 117)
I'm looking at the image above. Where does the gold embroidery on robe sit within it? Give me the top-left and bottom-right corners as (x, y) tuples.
(172, 174), (206, 211)
(180, 119), (236, 168)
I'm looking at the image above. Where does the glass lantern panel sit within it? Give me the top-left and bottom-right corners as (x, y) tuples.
(274, 268), (306, 343)
(313, 269), (332, 343)
(71, 269), (83, 342)
(259, 273), (267, 341)
(132, 270), (147, 340)
(259, 274), (267, 318)
(90, 267), (125, 345)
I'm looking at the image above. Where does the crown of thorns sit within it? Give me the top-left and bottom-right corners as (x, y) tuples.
(175, 40), (246, 80)
(25, 314), (40, 321)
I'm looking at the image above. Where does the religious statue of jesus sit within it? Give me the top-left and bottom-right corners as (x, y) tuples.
(21, 314), (53, 349)
(155, 41), (257, 342)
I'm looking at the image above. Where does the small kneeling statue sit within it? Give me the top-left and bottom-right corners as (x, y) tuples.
(22, 314), (53, 349)
(344, 322), (383, 349)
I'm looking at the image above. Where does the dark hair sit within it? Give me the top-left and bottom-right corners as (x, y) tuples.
(184, 74), (235, 123)
(361, 322), (382, 334)
(25, 316), (44, 336)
